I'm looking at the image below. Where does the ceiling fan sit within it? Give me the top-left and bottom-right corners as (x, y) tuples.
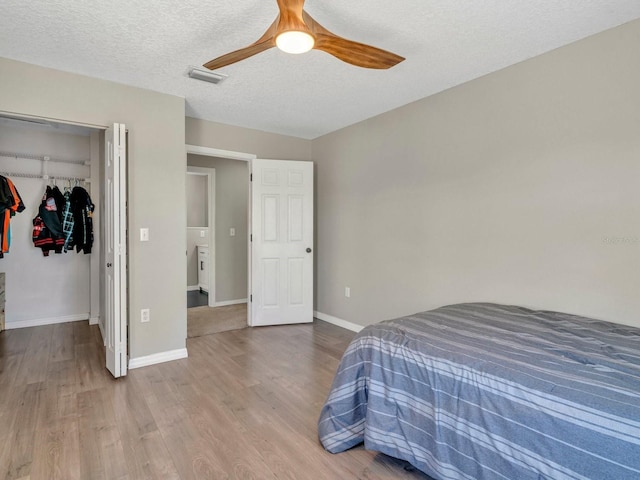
(203, 0), (405, 71)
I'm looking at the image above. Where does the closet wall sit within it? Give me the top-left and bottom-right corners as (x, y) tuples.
(0, 121), (97, 328)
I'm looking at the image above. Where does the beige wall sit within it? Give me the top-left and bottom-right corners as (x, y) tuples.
(0, 57), (187, 359)
(186, 173), (208, 228)
(312, 19), (640, 328)
(186, 117), (311, 160)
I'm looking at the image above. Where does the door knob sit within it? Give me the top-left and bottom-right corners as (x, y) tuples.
(107, 262), (112, 267)
(306, 248), (312, 253)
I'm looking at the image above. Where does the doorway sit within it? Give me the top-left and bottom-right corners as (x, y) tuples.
(186, 167), (213, 308)
(0, 115), (98, 330)
(0, 113), (128, 377)
(185, 145), (254, 337)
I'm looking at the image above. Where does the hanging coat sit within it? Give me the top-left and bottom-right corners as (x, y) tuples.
(61, 189), (74, 252)
(70, 186), (94, 254)
(0, 175), (26, 258)
(32, 186), (65, 256)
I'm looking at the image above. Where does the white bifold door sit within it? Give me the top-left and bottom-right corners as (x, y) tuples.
(104, 123), (128, 378)
(250, 159), (313, 326)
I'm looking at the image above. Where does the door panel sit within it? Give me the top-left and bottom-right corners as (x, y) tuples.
(251, 159), (313, 326)
(105, 123), (127, 378)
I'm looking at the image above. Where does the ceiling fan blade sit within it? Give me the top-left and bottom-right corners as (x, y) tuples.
(304, 12), (404, 69)
(314, 34), (405, 69)
(203, 19), (279, 70)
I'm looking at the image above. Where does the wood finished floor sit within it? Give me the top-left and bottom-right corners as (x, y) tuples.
(187, 303), (247, 338)
(0, 320), (432, 480)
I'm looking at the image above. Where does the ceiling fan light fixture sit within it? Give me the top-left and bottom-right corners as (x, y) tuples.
(276, 30), (315, 54)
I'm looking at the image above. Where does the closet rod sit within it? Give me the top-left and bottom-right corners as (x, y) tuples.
(0, 171), (90, 183)
(0, 150), (89, 166)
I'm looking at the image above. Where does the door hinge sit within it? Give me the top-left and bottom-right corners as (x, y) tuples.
(250, 295), (252, 302)
(250, 173), (252, 182)
(250, 234), (252, 242)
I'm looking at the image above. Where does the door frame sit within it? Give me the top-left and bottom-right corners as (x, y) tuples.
(186, 166), (215, 306)
(185, 145), (256, 320)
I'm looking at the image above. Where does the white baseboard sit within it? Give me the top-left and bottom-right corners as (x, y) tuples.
(128, 348), (189, 370)
(187, 285), (200, 292)
(89, 316), (100, 325)
(314, 311), (363, 333)
(98, 320), (106, 346)
(214, 298), (247, 307)
(5, 313), (90, 330)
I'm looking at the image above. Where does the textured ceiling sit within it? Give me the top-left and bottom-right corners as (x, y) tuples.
(1, 1), (640, 139)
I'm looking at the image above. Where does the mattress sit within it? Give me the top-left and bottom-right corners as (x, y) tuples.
(318, 303), (640, 479)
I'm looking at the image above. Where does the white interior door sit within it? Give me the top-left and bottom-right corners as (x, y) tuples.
(250, 159), (313, 326)
(105, 123), (128, 378)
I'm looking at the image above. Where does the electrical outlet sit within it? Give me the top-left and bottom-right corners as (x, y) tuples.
(230, 227), (236, 237)
(141, 308), (150, 323)
(345, 287), (351, 298)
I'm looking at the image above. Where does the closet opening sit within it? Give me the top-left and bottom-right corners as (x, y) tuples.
(0, 113), (125, 376)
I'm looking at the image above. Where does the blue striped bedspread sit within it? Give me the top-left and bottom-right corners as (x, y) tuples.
(318, 303), (640, 480)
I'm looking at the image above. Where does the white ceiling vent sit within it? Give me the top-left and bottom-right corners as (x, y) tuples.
(187, 67), (227, 85)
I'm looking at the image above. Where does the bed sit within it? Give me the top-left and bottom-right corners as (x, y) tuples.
(318, 303), (640, 480)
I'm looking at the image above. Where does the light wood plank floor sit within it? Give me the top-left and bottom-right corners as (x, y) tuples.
(0, 320), (432, 480)
(187, 303), (247, 338)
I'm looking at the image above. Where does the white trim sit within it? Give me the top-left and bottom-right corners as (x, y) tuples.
(314, 311), (364, 333)
(187, 285), (200, 292)
(214, 298), (247, 307)
(186, 144), (256, 161)
(5, 313), (89, 330)
(89, 316), (100, 325)
(128, 348), (189, 369)
(0, 110), (107, 131)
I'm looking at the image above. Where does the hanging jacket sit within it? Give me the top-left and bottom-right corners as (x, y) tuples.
(32, 214), (64, 256)
(61, 189), (74, 252)
(40, 186), (64, 237)
(0, 175), (26, 258)
(70, 186), (94, 254)
(32, 187), (65, 256)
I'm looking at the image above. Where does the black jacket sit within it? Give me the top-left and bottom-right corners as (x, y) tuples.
(69, 186), (94, 254)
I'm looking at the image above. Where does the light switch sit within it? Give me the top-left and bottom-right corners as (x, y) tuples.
(140, 228), (149, 242)
(230, 228), (236, 237)
(200, 230), (205, 238)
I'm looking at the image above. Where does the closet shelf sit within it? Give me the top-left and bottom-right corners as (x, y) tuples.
(0, 150), (90, 166)
(0, 171), (90, 182)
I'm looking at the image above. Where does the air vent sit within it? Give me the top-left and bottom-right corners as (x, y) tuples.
(187, 67), (227, 85)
